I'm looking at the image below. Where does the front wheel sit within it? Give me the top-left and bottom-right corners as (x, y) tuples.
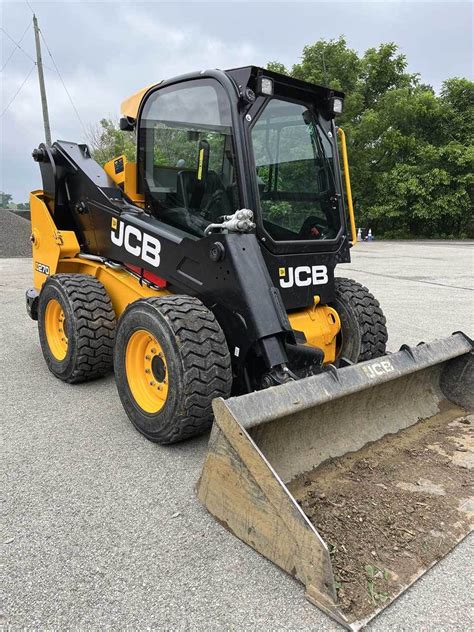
(331, 277), (388, 363)
(114, 295), (232, 444)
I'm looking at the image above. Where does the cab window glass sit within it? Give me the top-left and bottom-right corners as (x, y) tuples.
(251, 98), (340, 241)
(140, 80), (238, 237)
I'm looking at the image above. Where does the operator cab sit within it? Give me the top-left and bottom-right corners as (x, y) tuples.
(125, 66), (348, 253)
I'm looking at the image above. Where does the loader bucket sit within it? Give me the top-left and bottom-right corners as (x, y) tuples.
(197, 333), (473, 630)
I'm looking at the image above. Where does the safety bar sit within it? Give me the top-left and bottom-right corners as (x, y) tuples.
(337, 127), (357, 246)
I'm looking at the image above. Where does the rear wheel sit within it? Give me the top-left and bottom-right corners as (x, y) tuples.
(38, 274), (116, 383)
(332, 277), (388, 363)
(114, 295), (232, 444)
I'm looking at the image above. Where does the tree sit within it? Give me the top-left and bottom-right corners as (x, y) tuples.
(1, 192), (13, 207)
(440, 77), (474, 142)
(268, 38), (474, 238)
(88, 118), (136, 166)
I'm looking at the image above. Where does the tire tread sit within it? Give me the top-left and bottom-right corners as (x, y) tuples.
(42, 274), (115, 383)
(142, 295), (231, 443)
(334, 277), (388, 362)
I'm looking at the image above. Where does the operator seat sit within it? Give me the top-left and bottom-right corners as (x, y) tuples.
(177, 170), (232, 221)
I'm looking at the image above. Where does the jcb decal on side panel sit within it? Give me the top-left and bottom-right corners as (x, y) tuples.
(279, 265), (328, 288)
(111, 219), (161, 267)
(35, 261), (50, 275)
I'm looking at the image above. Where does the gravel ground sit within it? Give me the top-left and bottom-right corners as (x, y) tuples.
(2, 242), (473, 630)
(0, 211), (32, 257)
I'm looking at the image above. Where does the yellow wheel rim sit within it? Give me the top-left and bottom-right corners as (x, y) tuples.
(45, 298), (68, 361)
(125, 330), (169, 413)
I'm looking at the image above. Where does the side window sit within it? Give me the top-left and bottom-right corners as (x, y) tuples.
(139, 80), (239, 237)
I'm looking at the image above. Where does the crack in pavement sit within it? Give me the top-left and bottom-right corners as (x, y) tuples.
(347, 268), (474, 291)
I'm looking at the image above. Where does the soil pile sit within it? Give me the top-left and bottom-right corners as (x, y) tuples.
(0, 210), (32, 257)
(289, 409), (473, 624)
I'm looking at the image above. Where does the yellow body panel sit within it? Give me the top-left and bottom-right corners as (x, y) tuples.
(104, 156), (126, 186)
(288, 304), (340, 364)
(104, 156), (144, 206)
(30, 191), (80, 290)
(120, 83), (160, 119)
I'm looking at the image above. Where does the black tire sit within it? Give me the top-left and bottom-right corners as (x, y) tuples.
(114, 295), (232, 444)
(38, 274), (116, 383)
(331, 277), (388, 363)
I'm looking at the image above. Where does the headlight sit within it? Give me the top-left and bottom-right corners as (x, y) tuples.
(257, 76), (274, 96)
(331, 97), (344, 115)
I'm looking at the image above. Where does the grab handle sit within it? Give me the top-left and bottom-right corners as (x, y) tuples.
(337, 127), (357, 245)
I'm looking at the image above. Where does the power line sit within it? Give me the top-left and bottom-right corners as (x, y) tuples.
(1, 62), (35, 117)
(1, 22), (32, 72)
(0, 26), (53, 72)
(39, 29), (87, 138)
(0, 26), (37, 65)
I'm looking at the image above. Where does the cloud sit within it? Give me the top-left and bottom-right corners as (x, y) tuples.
(1, 1), (472, 201)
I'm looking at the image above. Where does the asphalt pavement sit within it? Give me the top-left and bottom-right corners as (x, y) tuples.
(2, 241), (473, 630)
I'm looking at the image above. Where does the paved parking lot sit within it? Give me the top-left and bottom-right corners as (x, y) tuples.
(2, 241), (473, 630)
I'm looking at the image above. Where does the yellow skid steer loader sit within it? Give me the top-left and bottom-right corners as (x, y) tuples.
(27, 67), (473, 629)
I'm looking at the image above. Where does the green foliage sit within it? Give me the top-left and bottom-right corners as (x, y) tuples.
(365, 564), (389, 605)
(262, 200), (292, 223)
(89, 118), (136, 167)
(153, 127), (226, 173)
(17, 202), (30, 210)
(267, 61), (288, 75)
(0, 192), (13, 207)
(292, 37), (361, 95)
(269, 38), (474, 238)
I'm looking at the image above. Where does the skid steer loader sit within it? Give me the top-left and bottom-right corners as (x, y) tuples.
(27, 66), (472, 629)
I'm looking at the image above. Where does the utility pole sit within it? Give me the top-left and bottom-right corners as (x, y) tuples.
(32, 14), (51, 145)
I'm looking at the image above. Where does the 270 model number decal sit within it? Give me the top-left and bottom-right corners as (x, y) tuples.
(35, 261), (50, 275)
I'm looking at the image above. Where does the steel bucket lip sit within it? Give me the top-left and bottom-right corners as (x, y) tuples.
(216, 333), (472, 431)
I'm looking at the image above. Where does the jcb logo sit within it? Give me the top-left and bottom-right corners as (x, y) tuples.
(362, 359), (395, 379)
(279, 265), (328, 288)
(111, 219), (161, 267)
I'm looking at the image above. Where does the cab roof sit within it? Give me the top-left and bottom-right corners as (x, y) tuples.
(121, 83), (161, 119)
(120, 66), (343, 120)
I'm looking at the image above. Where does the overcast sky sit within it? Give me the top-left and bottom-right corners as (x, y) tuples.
(1, 1), (472, 202)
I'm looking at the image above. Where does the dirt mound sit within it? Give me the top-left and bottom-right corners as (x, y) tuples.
(0, 210), (32, 257)
(289, 409), (473, 625)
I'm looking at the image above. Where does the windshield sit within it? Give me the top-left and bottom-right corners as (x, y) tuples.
(251, 98), (341, 242)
